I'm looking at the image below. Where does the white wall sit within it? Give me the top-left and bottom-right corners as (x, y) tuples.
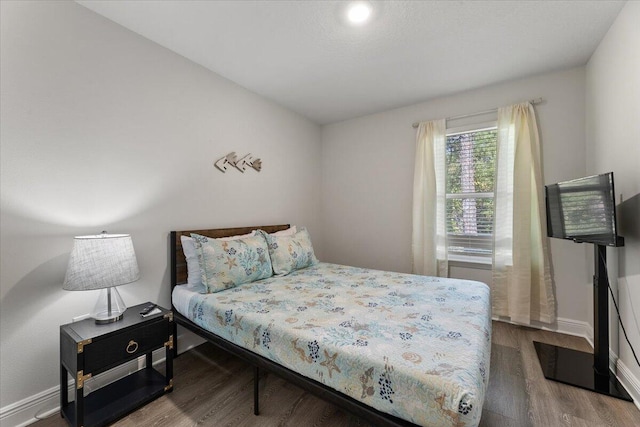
(0, 0), (321, 417)
(321, 67), (590, 325)
(585, 0), (640, 396)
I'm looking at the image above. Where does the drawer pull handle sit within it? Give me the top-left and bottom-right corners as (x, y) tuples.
(126, 340), (139, 354)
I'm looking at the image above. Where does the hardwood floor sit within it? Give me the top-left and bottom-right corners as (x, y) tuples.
(35, 321), (640, 427)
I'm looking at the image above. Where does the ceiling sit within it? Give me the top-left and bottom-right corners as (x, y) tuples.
(77, 1), (625, 125)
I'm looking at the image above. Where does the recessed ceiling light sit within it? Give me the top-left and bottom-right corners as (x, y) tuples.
(347, 2), (372, 24)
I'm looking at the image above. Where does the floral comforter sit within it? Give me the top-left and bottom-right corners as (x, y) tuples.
(174, 263), (491, 427)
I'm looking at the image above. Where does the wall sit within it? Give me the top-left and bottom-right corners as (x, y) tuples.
(585, 1), (640, 399)
(321, 67), (590, 327)
(0, 0), (321, 420)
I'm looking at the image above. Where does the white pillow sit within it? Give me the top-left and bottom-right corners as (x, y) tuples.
(181, 231), (256, 285)
(181, 235), (201, 286)
(271, 225), (297, 237)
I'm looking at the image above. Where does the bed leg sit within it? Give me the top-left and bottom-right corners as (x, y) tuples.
(254, 365), (260, 415)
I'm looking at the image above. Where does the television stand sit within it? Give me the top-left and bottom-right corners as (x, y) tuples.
(534, 244), (632, 401)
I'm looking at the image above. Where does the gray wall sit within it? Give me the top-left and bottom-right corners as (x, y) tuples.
(585, 0), (640, 397)
(321, 67), (590, 325)
(0, 0), (321, 410)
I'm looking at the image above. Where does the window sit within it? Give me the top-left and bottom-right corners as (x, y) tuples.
(445, 123), (497, 262)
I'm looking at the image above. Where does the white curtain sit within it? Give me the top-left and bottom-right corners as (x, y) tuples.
(412, 119), (448, 277)
(493, 103), (555, 324)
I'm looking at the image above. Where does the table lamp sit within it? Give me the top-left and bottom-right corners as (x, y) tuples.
(63, 232), (140, 324)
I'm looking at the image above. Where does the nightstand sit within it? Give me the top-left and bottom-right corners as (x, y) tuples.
(60, 302), (174, 427)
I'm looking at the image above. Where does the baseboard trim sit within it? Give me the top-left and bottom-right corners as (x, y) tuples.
(0, 384), (61, 427)
(491, 315), (591, 338)
(0, 329), (203, 427)
(175, 328), (206, 354)
(618, 359), (640, 409)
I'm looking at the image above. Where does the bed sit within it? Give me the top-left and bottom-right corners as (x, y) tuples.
(170, 225), (491, 427)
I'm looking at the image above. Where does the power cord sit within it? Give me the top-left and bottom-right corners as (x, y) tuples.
(600, 250), (640, 368)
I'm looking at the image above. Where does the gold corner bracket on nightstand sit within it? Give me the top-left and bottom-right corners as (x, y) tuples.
(164, 379), (174, 392)
(77, 338), (92, 353)
(76, 370), (92, 389)
(164, 311), (174, 322)
(165, 334), (174, 350)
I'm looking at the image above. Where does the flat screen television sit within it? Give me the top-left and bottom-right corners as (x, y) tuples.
(545, 172), (624, 247)
(538, 172), (632, 403)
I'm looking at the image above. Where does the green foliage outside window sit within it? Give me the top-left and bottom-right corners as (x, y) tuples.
(445, 129), (497, 249)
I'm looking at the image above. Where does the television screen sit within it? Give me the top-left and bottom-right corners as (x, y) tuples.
(545, 172), (623, 246)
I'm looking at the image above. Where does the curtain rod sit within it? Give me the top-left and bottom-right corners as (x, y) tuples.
(411, 97), (544, 129)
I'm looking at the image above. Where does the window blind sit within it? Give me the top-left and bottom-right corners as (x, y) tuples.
(445, 127), (497, 257)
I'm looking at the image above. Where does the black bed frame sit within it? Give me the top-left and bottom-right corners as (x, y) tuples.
(170, 225), (419, 427)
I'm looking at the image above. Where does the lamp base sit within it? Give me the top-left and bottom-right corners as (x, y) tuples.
(92, 287), (127, 324)
(94, 313), (124, 324)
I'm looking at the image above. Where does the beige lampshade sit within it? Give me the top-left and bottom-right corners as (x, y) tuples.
(63, 233), (140, 291)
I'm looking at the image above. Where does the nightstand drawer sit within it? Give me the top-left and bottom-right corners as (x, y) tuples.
(84, 317), (169, 374)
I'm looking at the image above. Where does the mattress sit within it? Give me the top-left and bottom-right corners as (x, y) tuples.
(172, 262), (491, 427)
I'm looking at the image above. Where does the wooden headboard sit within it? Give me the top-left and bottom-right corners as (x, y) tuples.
(170, 224), (290, 287)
